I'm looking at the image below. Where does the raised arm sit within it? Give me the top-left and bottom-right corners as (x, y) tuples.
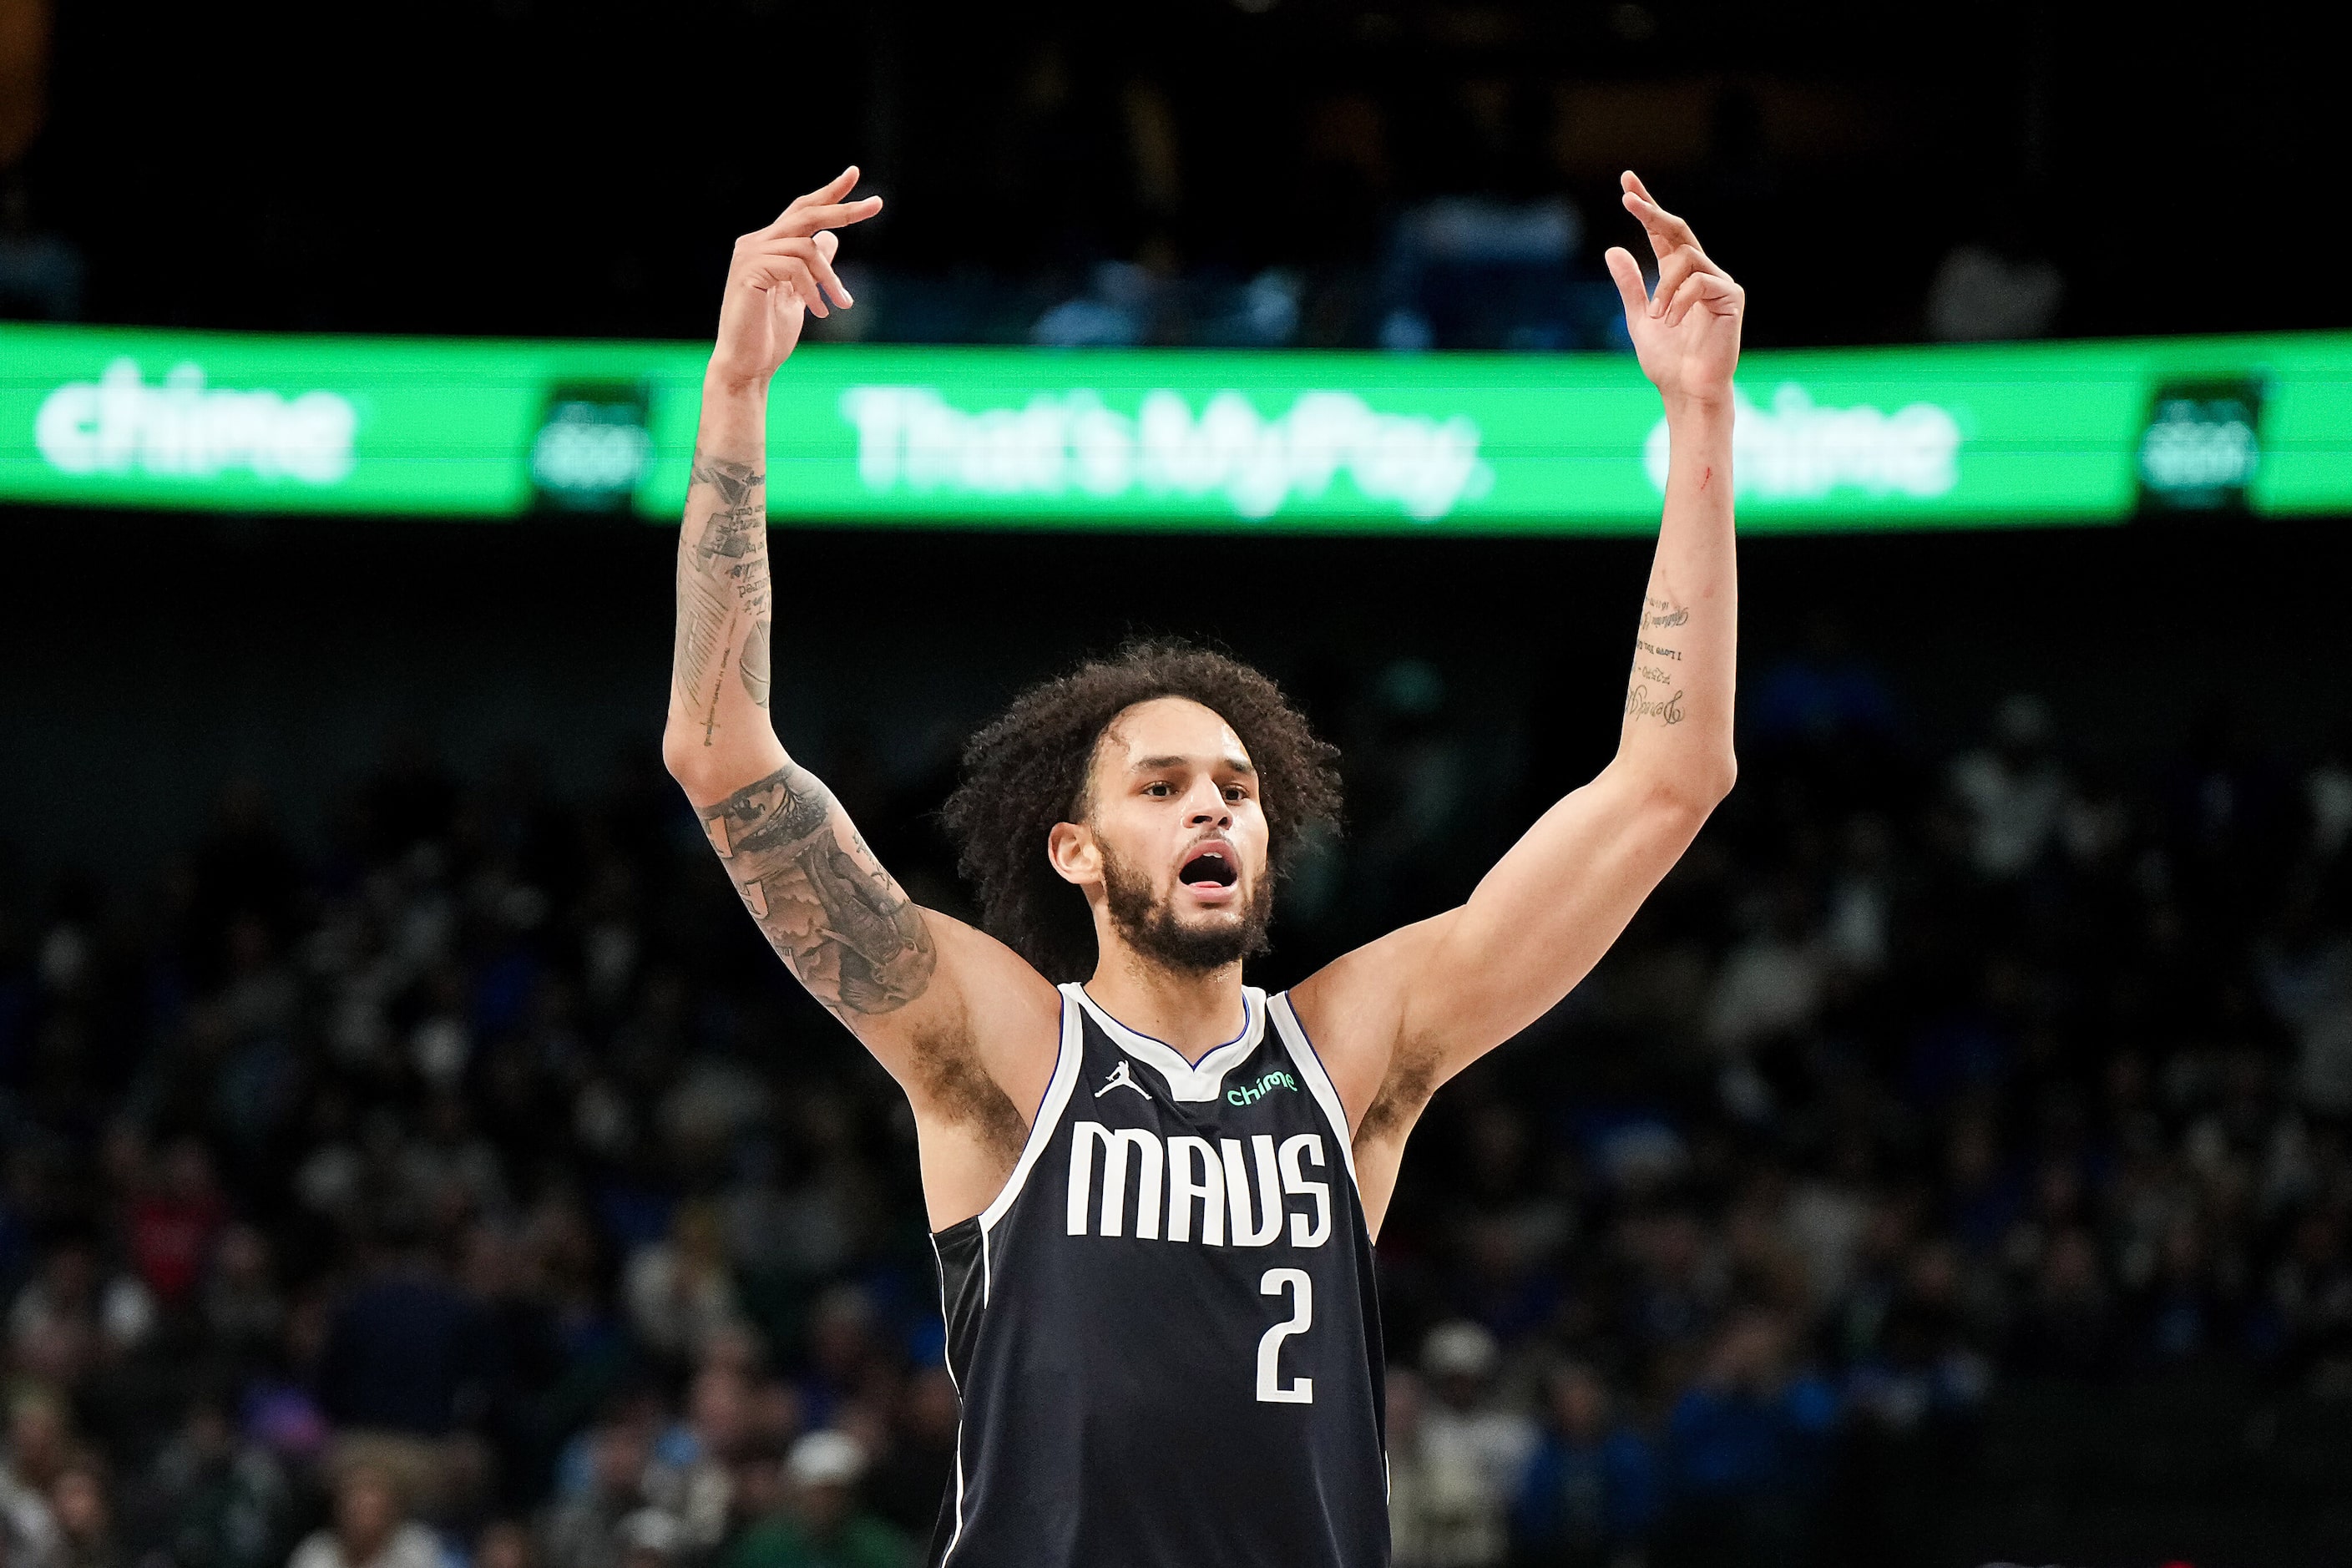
(1294, 172), (1742, 1194)
(663, 169), (875, 797)
(660, 175), (1062, 1227)
(659, 172), (943, 1028)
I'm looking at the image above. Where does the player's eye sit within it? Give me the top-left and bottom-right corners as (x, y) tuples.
(1144, 781), (1171, 797)
(1223, 785), (1247, 802)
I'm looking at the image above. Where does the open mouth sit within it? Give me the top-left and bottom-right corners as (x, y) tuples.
(1179, 848), (1238, 890)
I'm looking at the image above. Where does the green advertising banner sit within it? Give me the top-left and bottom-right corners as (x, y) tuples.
(3, 322), (2348, 532)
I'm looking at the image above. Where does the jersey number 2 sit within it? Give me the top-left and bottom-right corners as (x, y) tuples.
(1257, 1268), (1313, 1404)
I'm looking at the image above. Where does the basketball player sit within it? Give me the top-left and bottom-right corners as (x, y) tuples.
(663, 165), (1742, 1567)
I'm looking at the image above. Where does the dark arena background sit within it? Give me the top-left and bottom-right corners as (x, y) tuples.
(5, 4), (2352, 1567)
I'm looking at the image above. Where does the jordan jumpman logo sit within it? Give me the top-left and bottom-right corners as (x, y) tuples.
(1095, 1060), (1150, 1099)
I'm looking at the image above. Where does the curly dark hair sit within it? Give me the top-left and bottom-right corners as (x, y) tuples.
(940, 638), (1343, 982)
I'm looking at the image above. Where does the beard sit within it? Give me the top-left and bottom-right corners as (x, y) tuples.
(1100, 842), (1275, 974)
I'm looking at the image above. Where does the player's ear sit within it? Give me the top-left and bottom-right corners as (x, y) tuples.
(1047, 821), (1100, 886)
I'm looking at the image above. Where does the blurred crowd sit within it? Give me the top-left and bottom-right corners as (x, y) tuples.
(5, 650), (2352, 1568)
(11, 3), (2129, 351)
(806, 192), (1641, 355)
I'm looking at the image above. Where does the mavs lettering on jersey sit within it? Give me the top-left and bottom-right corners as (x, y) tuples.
(927, 984), (1388, 1568)
(1065, 1123), (1333, 1248)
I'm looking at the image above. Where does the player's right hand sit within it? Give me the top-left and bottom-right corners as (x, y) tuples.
(709, 167), (884, 389)
(1604, 171), (1742, 412)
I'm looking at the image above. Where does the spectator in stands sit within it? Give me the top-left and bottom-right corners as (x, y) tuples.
(857, 1370), (955, 1541)
(2132, 1217), (2224, 1368)
(1950, 695), (2068, 880)
(721, 1441), (785, 1550)
(472, 1521), (534, 1568)
(286, 1464), (438, 1568)
(540, 1420), (653, 1568)
(644, 1368), (748, 1554)
(1657, 1312), (1838, 1568)
(8, 1243), (154, 1383)
(609, 1510), (680, 1568)
(122, 1398), (290, 1568)
(200, 1225), (287, 1383)
(44, 1457), (115, 1568)
(1, 1390), (69, 1568)
(1510, 1362), (1657, 1568)
(320, 1210), (497, 1436)
(623, 1208), (743, 1370)
(316, 1209), (499, 1521)
(726, 1433), (905, 1568)
(792, 1292), (885, 1436)
(124, 1139), (225, 1311)
(1, 1426), (59, 1568)
(1386, 1324), (1536, 1568)
(2008, 1227), (2112, 1381)
(1388, 1368), (1483, 1568)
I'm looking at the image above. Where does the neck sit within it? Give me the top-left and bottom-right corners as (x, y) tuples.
(1085, 940), (1248, 1063)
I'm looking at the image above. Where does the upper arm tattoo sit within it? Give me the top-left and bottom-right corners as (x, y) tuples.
(700, 761), (938, 1021)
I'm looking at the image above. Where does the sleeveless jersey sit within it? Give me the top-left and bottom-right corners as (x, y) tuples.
(927, 983), (1388, 1568)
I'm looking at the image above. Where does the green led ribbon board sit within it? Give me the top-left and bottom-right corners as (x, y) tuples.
(4, 323), (2348, 533)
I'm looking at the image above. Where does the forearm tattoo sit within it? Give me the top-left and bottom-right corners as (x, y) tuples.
(674, 454), (775, 741)
(700, 761), (938, 1019)
(1625, 593), (1690, 726)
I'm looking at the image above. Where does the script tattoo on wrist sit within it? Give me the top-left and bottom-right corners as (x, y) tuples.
(699, 762), (938, 1020)
(675, 453), (775, 738)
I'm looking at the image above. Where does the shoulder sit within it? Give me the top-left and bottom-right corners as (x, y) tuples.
(1285, 914), (1455, 1132)
(860, 911), (1061, 1115)
(921, 913), (1062, 1024)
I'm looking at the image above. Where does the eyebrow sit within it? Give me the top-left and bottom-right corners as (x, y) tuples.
(1130, 753), (1257, 776)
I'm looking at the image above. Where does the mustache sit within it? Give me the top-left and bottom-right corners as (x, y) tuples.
(1100, 842), (1274, 973)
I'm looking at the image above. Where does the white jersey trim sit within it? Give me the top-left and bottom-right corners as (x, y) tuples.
(976, 988), (1085, 1243)
(928, 1232), (972, 1564)
(1268, 992), (1359, 1189)
(1068, 982), (1268, 1102)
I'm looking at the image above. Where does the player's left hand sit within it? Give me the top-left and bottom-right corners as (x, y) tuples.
(1605, 172), (1743, 409)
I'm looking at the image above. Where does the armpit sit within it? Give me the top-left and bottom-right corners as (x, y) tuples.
(1358, 1037), (1442, 1146)
(907, 1026), (1030, 1167)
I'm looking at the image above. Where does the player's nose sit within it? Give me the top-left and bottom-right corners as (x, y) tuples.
(1184, 782), (1232, 826)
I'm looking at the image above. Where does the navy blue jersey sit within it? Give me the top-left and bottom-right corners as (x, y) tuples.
(927, 984), (1388, 1567)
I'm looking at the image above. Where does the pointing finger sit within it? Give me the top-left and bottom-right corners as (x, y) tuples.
(793, 165), (862, 211)
(795, 196), (885, 232)
(761, 167), (866, 235)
